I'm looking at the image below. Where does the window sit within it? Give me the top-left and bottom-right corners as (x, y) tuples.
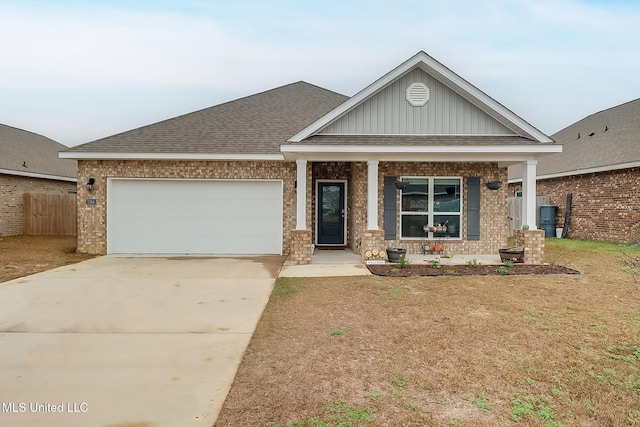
(400, 177), (462, 239)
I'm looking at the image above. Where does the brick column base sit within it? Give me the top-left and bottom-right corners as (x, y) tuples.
(361, 229), (385, 262)
(514, 229), (545, 264)
(286, 230), (313, 265)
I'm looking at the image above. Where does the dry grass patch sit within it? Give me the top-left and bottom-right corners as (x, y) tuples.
(0, 235), (94, 283)
(217, 239), (640, 426)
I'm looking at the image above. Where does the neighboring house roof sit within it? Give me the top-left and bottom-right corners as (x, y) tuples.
(61, 51), (560, 163)
(0, 123), (77, 181)
(62, 82), (348, 159)
(509, 97), (640, 181)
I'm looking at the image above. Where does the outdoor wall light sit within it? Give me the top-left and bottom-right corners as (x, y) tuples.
(394, 181), (408, 190)
(485, 181), (502, 191)
(86, 178), (95, 193)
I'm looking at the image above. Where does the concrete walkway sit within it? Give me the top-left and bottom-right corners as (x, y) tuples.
(280, 248), (371, 277)
(0, 255), (283, 427)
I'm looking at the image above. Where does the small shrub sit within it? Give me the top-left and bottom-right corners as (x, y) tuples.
(503, 259), (515, 268)
(466, 258), (481, 268)
(430, 259), (441, 269)
(496, 266), (509, 275)
(396, 255), (412, 269)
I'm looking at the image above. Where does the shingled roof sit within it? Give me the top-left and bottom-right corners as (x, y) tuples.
(64, 82), (348, 155)
(0, 123), (76, 180)
(509, 98), (640, 180)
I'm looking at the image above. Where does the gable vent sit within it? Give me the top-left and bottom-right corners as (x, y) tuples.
(406, 82), (430, 107)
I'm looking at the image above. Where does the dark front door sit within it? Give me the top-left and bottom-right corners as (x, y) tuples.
(317, 182), (345, 245)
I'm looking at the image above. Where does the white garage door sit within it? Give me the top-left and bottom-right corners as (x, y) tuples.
(107, 179), (283, 254)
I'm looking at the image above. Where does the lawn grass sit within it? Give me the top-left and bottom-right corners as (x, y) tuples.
(215, 239), (640, 426)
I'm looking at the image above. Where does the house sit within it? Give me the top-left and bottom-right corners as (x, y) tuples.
(60, 51), (560, 264)
(0, 123), (77, 236)
(509, 98), (640, 244)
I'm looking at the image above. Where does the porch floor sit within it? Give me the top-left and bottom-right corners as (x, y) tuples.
(279, 248), (503, 278)
(311, 248), (362, 264)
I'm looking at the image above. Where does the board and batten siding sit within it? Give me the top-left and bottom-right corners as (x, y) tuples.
(319, 68), (515, 136)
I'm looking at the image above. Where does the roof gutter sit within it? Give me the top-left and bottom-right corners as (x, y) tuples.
(0, 168), (77, 182)
(59, 152), (285, 161)
(281, 144), (561, 162)
(509, 160), (640, 183)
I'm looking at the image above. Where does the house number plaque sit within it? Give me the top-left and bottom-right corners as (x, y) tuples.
(86, 199), (97, 205)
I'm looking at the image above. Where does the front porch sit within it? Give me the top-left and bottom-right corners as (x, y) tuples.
(286, 158), (546, 266)
(286, 228), (545, 268)
(282, 227), (546, 276)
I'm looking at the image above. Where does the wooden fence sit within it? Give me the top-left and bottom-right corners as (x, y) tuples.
(23, 193), (77, 236)
(507, 195), (549, 237)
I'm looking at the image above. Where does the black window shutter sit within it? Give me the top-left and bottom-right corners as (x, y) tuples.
(383, 176), (397, 240)
(467, 176), (480, 240)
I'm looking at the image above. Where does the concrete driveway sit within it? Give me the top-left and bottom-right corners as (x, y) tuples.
(0, 255), (284, 427)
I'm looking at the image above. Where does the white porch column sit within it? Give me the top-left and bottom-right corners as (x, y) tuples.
(296, 159), (307, 230)
(522, 159), (538, 230)
(367, 160), (379, 230)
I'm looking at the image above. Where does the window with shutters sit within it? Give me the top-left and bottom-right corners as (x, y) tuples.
(399, 177), (462, 239)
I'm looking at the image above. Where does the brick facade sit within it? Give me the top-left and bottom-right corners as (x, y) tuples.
(312, 161), (508, 258)
(360, 229), (385, 261)
(514, 229), (545, 264)
(287, 230), (312, 265)
(350, 162), (368, 254)
(378, 162), (508, 255)
(0, 174), (76, 236)
(514, 167), (640, 244)
(76, 160), (297, 254)
(77, 159), (510, 259)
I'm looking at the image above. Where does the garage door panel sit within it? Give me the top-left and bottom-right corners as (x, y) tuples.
(108, 180), (282, 254)
(113, 198), (281, 218)
(114, 214), (281, 234)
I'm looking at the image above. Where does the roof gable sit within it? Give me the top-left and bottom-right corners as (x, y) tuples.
(0, 123), (76, 180)
(289, 51), (552, 143)
(318, 67), (515, 136)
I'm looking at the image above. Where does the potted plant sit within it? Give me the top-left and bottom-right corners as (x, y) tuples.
(498, 246), (524, 263)
(387, 248), (407, 263)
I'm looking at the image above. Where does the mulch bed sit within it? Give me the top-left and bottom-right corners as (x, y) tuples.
(368, 263), (580, 276)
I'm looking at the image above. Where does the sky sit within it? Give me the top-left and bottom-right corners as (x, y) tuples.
(1, 0), (639, 147)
